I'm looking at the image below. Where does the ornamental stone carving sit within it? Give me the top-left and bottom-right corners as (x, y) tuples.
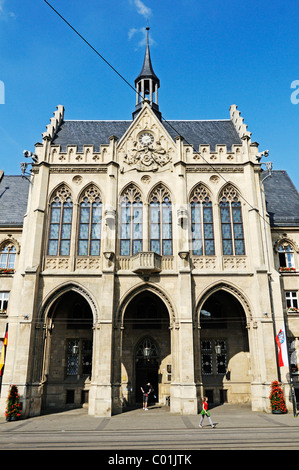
(123, 140), (172, 172)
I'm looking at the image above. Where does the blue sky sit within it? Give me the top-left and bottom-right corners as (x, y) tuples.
(0, 0), (298, 190)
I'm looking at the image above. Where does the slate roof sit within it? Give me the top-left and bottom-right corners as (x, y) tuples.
(0, 175), (30, 227)
(263, 170), (299, 227)
(163, 120), (242, 151)
(51, 121), (131, 152)
(51, 119), (243, 152)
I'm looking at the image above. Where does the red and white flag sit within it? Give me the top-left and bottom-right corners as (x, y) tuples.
(275, 324), (289, 367)
(0, 324), (8, 377)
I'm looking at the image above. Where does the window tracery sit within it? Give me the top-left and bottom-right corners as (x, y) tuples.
(48, 185), (73, 256)
(190, 185), (215, 255)
(120, 185), (143, 256)
(78, 185), (102, 256)
(219, 185), (245, 255)
(149, 185), (172, 256)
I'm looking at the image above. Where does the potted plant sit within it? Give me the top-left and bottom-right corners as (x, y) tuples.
(269, 381), (287, 414)
(5, 385), (22, 421)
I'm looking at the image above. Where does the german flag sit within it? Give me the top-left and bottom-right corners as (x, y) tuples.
(0, 324), (8, 377)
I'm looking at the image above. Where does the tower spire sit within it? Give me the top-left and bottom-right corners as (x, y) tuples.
(133, 27), (161, 120)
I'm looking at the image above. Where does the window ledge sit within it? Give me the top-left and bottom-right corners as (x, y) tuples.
(0, 270), (15, 275)
(287, 308), (299, 314)
(279, 268), (297, 273)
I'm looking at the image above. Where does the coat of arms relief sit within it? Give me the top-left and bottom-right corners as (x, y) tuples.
(119, 111), (174, 172)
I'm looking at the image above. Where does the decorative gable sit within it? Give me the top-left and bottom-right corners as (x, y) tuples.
(118, 102), (175, 172)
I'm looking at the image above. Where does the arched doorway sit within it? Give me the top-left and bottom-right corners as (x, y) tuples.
(42, 290), (94, 412)
(120, 289), (171, 407)
(135, 337), (159, 404)
(198, 288), (250, 405)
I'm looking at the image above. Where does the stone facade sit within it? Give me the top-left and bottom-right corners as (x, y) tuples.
(0, 38), (299, 418)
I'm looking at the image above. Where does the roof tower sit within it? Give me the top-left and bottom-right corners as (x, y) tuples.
(133, 27), (161, 119)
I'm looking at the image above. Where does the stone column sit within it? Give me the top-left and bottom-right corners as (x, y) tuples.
(89, 156), (118, 416)
(0, 160), (51, 418)
(170, 153), (197, 414)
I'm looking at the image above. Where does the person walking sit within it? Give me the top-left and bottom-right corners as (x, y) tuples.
(141, 382), (152, 410)
(199, 397), (215, 428)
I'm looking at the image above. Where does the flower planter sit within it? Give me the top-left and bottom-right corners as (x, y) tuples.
(6, 415), (19, 421)
(269, 381), (287, 414)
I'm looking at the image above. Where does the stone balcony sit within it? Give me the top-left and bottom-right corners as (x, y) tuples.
(131, 251), (162, 274)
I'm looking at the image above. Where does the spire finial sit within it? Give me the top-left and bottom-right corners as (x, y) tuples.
(133, 25), (161, 120)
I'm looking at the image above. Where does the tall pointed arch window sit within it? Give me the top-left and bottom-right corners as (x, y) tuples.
(219, 185), (245, 255)
(149, 185), (172, 255)
(120, 185), (143, 256)
(48, 185), (73, 256)
(78, 185), (102, 256)
(190, 185), (215, 255)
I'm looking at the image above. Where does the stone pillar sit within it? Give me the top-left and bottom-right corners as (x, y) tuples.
(170, 153), (197, 414)
(171, 272), (197, 414)
(89, 157), (118, 417)
(0, 160), (51, 418)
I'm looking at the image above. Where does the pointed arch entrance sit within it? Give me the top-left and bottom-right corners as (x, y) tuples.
(41, 289), (94, 412)
(119, 288), (172, 408)
(197, 285), (251, 405)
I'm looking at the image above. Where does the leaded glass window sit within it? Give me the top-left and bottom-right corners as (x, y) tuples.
(201, 340), (227, 375)
(149, 185), (172, 255)
(67, 340), (79, 375)
(78, 185), (102, 256)
(120, 185), (143, 256)
(201, 340), (212, 374)
(219, 185), (245, 255)
(48, 185), (73, 256)
(190, 185), (215, 255)
(66, 339), (92, 376)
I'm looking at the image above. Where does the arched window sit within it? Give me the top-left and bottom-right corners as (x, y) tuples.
(78, 185), (102, 256)
(278, 242), (295, 268)
(120, 185), (143, 256)
(219, 185), (245, 255)
(190, 185), (215, 255)
(48, 185), (73, 256)
(149, 185), (172, 256)
(0, 244), (16, 270)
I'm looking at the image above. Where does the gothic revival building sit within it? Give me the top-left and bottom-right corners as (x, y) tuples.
(1, 31), (299, 417)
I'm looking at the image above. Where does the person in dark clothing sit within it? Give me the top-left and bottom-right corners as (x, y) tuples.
(141, 383), (152, 410)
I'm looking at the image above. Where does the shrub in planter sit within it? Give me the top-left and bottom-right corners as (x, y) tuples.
(269, 381), (287, 414)
(5, 385), (22, 421)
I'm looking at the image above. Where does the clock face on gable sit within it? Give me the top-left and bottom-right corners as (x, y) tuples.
(139, 132), (154, 146)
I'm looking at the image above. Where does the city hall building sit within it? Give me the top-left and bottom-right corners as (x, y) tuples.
(0, 32), (299, 418)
